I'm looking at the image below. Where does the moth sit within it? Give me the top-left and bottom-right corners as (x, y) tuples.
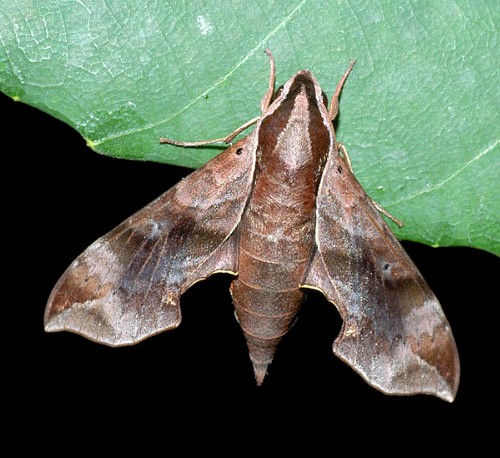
(45, 50), (459, 401)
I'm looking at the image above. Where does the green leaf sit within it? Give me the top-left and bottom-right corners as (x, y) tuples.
(1, 0), (498, 255)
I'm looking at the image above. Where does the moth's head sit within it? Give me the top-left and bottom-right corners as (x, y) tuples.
(272, 70), (329, 110)
(257, 67), (335, 169)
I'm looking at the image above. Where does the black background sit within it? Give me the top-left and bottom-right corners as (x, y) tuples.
(4, 92), (498, 447)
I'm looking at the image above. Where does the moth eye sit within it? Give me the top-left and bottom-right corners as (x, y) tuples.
(383, 262), (391, 272)
(235, 147), (244, 155)
(337, 165), (343, 174)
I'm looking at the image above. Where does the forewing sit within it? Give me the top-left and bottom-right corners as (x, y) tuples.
(302, 149), (460, 401)
(45, 138), (255, 346)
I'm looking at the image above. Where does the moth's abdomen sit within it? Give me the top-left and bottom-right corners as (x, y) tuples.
(230, 256), (306, 385)
(232, 195), (317, 384)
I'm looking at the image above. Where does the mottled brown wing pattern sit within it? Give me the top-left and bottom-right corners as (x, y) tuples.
(302, 148), (460, 402)
(45, 139), (256, 346)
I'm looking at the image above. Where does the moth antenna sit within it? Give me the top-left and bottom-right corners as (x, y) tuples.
(260, 49), (276, 112)
(160, 50), (277, 147)
(329, 59), (356, 120)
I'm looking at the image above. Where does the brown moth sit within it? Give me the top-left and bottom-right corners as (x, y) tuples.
(45, 50), (459, 401)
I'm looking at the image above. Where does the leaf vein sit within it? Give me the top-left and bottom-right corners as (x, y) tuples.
(92, 0), (308, 147)
(390, 138), (499, 207)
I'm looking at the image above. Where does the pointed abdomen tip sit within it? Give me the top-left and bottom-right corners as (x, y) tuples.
(253, 362), (269, 386)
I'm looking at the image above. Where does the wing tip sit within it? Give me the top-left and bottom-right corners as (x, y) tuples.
(43, 300), (182, 347)
(44, 316), (182, 347)
(333, 343), (460, 402)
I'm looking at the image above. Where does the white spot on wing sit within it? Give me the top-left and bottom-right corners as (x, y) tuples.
(406, 298), (445, 335)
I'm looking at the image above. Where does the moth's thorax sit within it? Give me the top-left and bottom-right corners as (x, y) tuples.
(237, 72), (333, 265)
(256, 72), (332, 193)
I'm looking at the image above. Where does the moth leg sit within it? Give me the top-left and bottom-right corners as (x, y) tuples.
(370, 199), (404, 227)
(336, 142), (354, 171)
(329, 59), (356, 121)
(160, 116), (260, 147)
(260, 49), (276, 113)
(338, 143), (404, 227)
